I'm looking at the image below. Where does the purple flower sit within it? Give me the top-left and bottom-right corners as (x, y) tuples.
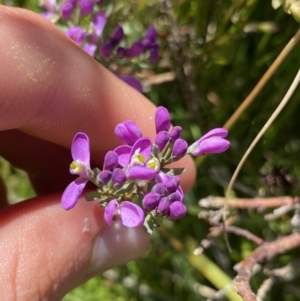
(158, 197), (170, 215)
(168, 202), (186, 219)
(165, 176), (180, 193)
(98, 170), (112, 185)
(112, 168), (126, 186)
(92, 12), (107, 36)
(119, 75), (143, 93)
(155, 131), (170, 151)
(66, 26), (85, 44)
(188, 128), (230, 156)
(100, 42), (113, 57)
(60, 1), (74, 20)
(127, 166), (157, 180)
(115, 121), (142, 145)
(104, 200), (144, 227)
(169, 126), (182, 141)
(79, 0), (94, 16)
(103, 150), (118, 170)
(142, 192), (161, 211)
(61, 133), (91, 210)
(155, 106), (171, 133)
(126, 41), (144, 58)
(172, 138), (188, 159)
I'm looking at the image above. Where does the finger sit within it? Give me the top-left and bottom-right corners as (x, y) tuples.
(0, 6), (196, 191)
(0, 193), (150, 300)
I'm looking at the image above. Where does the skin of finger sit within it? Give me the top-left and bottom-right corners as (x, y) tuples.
(0, 193), (150, 300)
(0, 6), (196, 191)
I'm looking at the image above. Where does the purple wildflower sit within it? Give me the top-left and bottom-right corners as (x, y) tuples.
(115, 121), (142, 145)
(168, 202), (186, 219)
(142, 192), (161, 211)
(92, 12), (107, 36)
(66, 26), (85, 44)
(60, 1), (74, 20)
(188, 128), (230, 156)
(61, 133), (91, 210)
(79, 0), (94, 16)
(126, 41), (144, 58)
(155, 106), (171, 133)
(155, 131), (170, 151)
(104, 200), (144, 227)
(119, 75), (143, 93)
(172, 138), (188, 159)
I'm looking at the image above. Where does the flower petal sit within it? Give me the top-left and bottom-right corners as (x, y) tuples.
(61, 177), (88, 210)
(115, 121), (142, 145)
(130, 137), (152, 161)
(189, 137), (230, 156)
(71, 132), (90, 166)
(127, 166), (157, 180)
(119, 201), (144, 227)
(119, 75), (143, 93)
(199, 128), (228, 142)
(114, 145), (132, 167)
(92, 12), (107, 36)
(104, 199), (118, 225)
(155, 106), (171, 133)
(103, 150), (118, 170)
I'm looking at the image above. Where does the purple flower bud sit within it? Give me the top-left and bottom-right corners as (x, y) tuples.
(170, 126), (182, 141)
(158, 197), (170, 215)
(98, 170), (112, 184)
(119, 75), (143, 93)
(168, 201), (186, 219)
(92, 12), (107, 36)
(188, 128), (230, 156)
(127, 166), (157, 181)
(126, 41), (144, 58)
(168, 191), (182, 203)
(145, 26), (157, 42)
(115, 121), (142, 145)
(165, 176), (180, 193)
(100, 42), (113, 57)
(66, 27), (85, 44)
(112, 168), (126, 186)
(79, 0), (94, 16)
(103, 151), (118, 170)
(155, 106), (171, 133)
(117, 47), (127, 58)
(60, 1), (73, 20)
(172, 139), (188, 159)
(151, 183), (167, 195)
(155, 131), (170, 151)
(112, 26), (124, 42)
(142, 192), (161, 211)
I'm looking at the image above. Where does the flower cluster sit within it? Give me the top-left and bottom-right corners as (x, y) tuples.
(61, 107), (230, 232)
(39, 0), (159, 92)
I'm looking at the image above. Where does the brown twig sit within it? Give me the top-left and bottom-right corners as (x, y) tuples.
(199, 196), (300, 209)
(211, 225), (264, 245)
(233, 232), (300, 301)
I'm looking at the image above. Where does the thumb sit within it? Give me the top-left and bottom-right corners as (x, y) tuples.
(0, 194), (150, 300)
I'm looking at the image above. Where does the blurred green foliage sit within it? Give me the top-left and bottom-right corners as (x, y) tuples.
(2, 0), (300, 300)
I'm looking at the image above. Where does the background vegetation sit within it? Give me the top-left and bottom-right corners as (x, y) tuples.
(1, 0), (300, 300)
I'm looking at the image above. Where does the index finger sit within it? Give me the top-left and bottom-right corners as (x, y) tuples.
(0, 6), (196, 190)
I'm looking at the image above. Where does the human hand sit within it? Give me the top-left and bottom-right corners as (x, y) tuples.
(0, 5), (196, 300)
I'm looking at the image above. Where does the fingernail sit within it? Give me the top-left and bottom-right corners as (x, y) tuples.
(87, 219), (150, 277)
